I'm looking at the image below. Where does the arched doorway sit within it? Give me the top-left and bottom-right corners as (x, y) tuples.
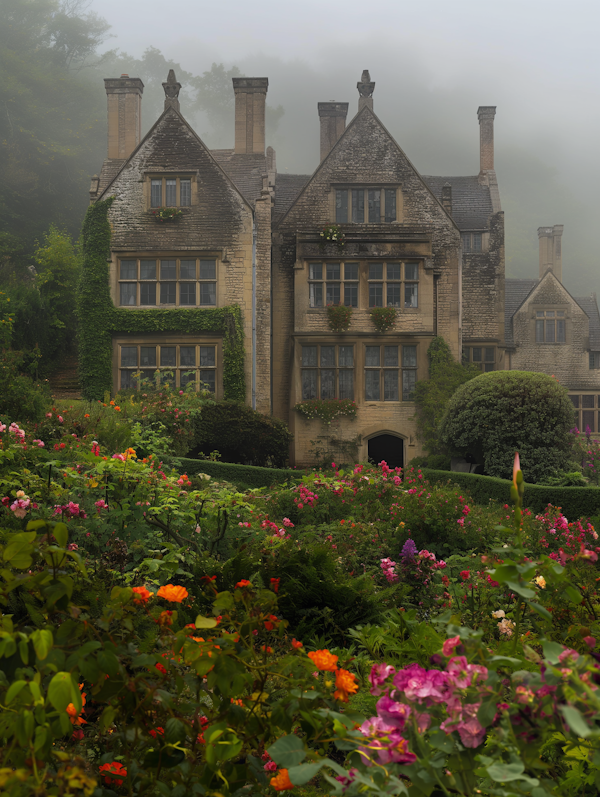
(367, 434), (404, 469)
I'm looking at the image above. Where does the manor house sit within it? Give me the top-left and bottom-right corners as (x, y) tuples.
(88, 70), (600, 466)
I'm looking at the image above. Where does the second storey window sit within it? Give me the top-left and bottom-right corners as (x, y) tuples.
(150, 177), (192, 208)
(368, 262), (419, 309)
(119, 342), (217, 392)
(535, 310), (565, 343)
(335, 188), (397, 223)
(461, 232), (483, 252)
(119, 257), (217, 307)
(301, 344), (354, 400)
(308, 262), (359, 307)
(364, 345), (417, 402)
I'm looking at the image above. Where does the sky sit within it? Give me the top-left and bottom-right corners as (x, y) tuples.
(93, 0), (600, 296)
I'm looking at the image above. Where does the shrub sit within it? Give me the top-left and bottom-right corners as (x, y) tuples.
(193, 400), (292, 467)
(439, 370), (575, 482)
(0, 350), (50, 422)
(409, 453), (451, 470)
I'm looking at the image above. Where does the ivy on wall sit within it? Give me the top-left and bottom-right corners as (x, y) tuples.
(77, 198), (246, 402)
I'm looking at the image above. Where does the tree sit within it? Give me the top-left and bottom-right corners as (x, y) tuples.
(412, 337), (479, 454)
(438, 370), (576, 482)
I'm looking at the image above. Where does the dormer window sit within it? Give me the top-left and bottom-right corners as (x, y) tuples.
(535, 310), (565, 343)
(335, 187), (398, 223)
(150, 177), (192, 208)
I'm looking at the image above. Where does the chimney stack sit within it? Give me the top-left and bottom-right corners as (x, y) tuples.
(232, 78), (269, 155)
(538, 224), (564, 282)
(104, 74), (144, 160)
(357, 70), (375, 112)
(477, 106), (496, 173)
(441, 182), (452, 215)
(318, 102), (348, 161)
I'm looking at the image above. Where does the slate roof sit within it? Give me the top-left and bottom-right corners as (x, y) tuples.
(422, 175), (494, 231)
(575, 295), (600, 349)
(273, 174), (310, 223)
(96, 158), (126, 197)
(504, 278), (538, 347)
(210, 150), (266, 205)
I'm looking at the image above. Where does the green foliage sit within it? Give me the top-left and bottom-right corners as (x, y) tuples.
(408, 453), (451, 470)
(439, 370), (576, 482)
(294, 397), (357, 424)
(78, 199), (246, 402)
(369, 305), (396, 332)
(194, 400), (292, 467)
(326, 303), (352, 331)
(413, 337), (479, 455)
(176, 457), (300, 489)
(0, 351), (50, 421)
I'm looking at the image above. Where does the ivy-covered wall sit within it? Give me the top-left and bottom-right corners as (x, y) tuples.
(77, 198), (246, 402)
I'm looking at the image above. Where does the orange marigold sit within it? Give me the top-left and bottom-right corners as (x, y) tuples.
(307, 649), (339, 672)
(291, 639), (303, 650)
(132, 585), (152, 604)
(236, 579), (252, 588)
(157, 584), (189, 603)
(334, 668), (359, 702)
(270, 768), (295, 791)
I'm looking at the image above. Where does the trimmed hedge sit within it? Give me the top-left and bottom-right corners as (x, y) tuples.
(421, 468), (600, 519)
(172, 458), (301, 490)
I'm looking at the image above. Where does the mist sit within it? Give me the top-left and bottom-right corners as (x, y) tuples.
(92, 0), (599, 299)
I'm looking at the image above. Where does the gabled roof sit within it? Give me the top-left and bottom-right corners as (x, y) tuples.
(422, 176), (495, 231)
(504, 278), (538, 347)
(273, 174), (310, 223)
(211, 149), (267, 205)
(575, 295), (600, 349)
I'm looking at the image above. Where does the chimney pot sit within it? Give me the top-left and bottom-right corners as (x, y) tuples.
(538, 224), (563, 282)
(232, 77), (269, 155)
(477, 106), (496, 173)
(318, 101), (349, 162)
(104, 75), (144, 160)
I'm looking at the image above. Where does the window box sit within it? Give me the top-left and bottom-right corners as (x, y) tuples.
(151, 207), (183, 222)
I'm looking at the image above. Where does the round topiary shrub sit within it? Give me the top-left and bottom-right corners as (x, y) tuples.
(438, 370), (576, 483)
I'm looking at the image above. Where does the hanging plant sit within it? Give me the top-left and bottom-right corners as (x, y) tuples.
(319, 224), (346, 249)
(293, 398), (357, 425)
(370, 307), (397, 333)
(326, 303), (352, 332)
(151, 207), (183, 222)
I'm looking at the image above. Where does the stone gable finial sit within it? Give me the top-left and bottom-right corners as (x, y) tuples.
(357, 70), (375, 112)
(163, 69), (182, 112)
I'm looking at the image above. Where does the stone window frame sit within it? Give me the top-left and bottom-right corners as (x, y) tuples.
(117, 255), (220, 309)
(462, 345), (495, 372)
(590, 352), (600, 370)
(364, 343), (417, 403)
(300, 343), (355, 400)
(534, 309), (566, 344)
(147, 174), (194, 208)
(568, 393), (600, 434)
(114, 335), (223, 396)
(461, 231), (487, 253)
(307, 259), (420, 311)
(331, 185), (402, 224)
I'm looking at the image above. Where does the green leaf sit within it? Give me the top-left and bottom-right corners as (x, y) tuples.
(477, 700), (498, 727)
(542, 640), (565, 664)
(560, 706), (591, 738)
(195, 615), (217, 629)
(47, 672), (72, 712)
(53, 523), (68, 548)
(528, 601), (552, 621)
(267, 734), (307, 768)
(5, 680), (27, 705)
(288, 762), (324, 785)
(564, 585), (583, 605)
(31, 629), (53, 660)
(487, 762), (538, 784)
(427, 730), (453, 753)
(505, 580), (536, 599)
(3, 532), (36, 569)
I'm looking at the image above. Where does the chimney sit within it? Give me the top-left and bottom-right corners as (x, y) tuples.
(318, 102), (349, 161)
(357, 70), (375, 112)
(163, 69), (181, 112)
(104, 74), (144, 160)
(477, 106), (496, 173)
(538, 224), (563, 282)
(441, 182), (452, 215)
(232, 78), (269, 155)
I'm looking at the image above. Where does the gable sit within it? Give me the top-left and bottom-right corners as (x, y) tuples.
(99, 109), (252, 252)
(277, 107), (457, 234)
(514, 271), (588, 319)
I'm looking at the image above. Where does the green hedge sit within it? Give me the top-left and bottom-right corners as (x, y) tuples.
(172, 458), (302, 489)
(421, 468), (600, 519)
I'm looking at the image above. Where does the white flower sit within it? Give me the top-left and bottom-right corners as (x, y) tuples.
(535, 575), (546, 588)
(491, 610), (505, 619)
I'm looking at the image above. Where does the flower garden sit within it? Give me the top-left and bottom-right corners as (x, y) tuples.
(2, 399), (600, 797)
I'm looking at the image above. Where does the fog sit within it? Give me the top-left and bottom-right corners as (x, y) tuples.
(94, 0), (599, 298)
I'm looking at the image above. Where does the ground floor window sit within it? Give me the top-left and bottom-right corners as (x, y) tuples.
(462, 346), (495, 372)
(569, 394), (600, 434)
(301, 344), (354, 400)
(117, 341), (219, 393)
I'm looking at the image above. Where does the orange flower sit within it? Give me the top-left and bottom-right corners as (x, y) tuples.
(236, 579), (252, 588)
(156, 610), (174, 626)
(157, 584), (189, 603)
(66, 687), (87, 726)
(308, 649), (338, 672)
(99, 762), (127, 787)
(333, 668), (359, 702)
(270, 577), (280, 593)
(264, 614), (280, 631)
(270, 769), (295, 791)
(291, 639), (303, 650)
(132, 585), (152, 604)
(261, 645), (273, 654)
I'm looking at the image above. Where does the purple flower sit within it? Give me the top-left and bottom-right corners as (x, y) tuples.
(376, 696), (411, 730)
(401, 538), (418, 560)
(369, 663), (396, 695)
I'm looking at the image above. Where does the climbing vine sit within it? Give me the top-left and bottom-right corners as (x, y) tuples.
(77, 198), (246, 402)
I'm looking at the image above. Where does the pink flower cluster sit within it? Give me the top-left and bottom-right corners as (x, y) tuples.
(380, 557), (399, 583)
(53, 502), (87, 520)
(293, 484), (318, 509)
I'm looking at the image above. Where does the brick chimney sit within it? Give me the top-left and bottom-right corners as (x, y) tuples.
(477, 106), (496, 173)
(104, 74), (144, 160)
(232, 78), (268, 155)
(318, 102), (348, 161)
(538, 224), (564, 282)
(357, 70), (375, 112)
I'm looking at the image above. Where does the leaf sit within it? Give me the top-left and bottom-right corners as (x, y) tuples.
(542, 640), (565, 664)
(195, 615), (217, 629)
(53, 523), (68, 549)
(47, 671), (73, 712)
(288, 761), (324, 785)
(564, 585), (583, 605)
(5, 680), (27, 705)
(528, 601), (552, 621)
(487, 762), (532, 783)
(31, 629), (53, 660)
(477, 700), (498, 727)
(560, 706), (592, 738)
(3, 532), (36, 569)
(267, 734), (307, 768)
(505, 580), (536, 599)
